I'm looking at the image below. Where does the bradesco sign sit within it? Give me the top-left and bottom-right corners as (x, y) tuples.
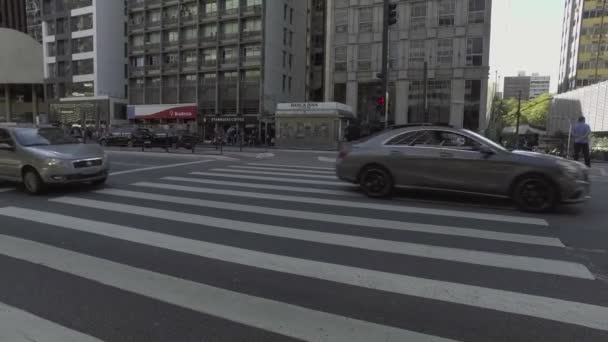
(127, 104), (197, 120)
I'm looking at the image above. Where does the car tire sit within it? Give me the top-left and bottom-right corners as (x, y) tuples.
(512, 175), (558, 213)
(359, 166), (393, 198)
(100, 139), (107, 147)
(23, 168), (45, 195)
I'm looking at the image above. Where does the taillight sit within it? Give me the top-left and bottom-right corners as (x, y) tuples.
(338, 150), (349, 160)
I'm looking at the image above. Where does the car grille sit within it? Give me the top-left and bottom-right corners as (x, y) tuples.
(73, 159), (103, 168)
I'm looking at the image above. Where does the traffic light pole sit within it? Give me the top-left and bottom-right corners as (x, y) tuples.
(381, 0), (390, 128)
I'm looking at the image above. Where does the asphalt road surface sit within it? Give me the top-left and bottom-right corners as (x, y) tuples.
(0, 151), (607, 342)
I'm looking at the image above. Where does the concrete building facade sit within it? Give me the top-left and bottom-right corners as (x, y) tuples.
(324, 0), (492, 131)
(41, 0), (128, 127)
(530, 74), (551, 98)
(126, 0), (308, 131)
(26, 0), (42, 43)
(559, 0), (608, 93)
(548, 80), (608, 134)
(0, 0), (27, 33)
(306, 0), (326, 102)
(503, 75), (531, 100)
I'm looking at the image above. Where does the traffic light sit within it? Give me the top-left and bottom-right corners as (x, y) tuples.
(377, 96), (385, 106)
(388, 3), (398, 26)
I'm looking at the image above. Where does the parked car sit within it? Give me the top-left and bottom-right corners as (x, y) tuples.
(171, 130), (200, 149)
(99, 128), (153, 147)
(0, 126), (109, 194)
(336, 124), (591, 212)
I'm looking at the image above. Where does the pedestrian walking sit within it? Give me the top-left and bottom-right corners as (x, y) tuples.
(572, 116), (592, 167)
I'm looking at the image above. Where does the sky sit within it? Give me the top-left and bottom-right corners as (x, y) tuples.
(489, 0), (564, 93)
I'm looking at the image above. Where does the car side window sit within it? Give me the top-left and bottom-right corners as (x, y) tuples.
(435, 131), (480, 150)
(385, 131), (422, 145)
(0, 129), (14, 146)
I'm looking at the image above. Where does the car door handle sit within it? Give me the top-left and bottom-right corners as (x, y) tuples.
(439, 152), (454, 158)
(389, 150), (402, 155)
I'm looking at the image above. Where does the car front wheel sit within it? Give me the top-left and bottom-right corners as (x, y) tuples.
(359, 166), (393, 198)
(23, 168), (45, 195)
(512, 176), (558, 213)
(91, 177), (107, 187)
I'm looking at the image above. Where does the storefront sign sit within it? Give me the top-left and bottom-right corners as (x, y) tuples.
(127, 104), (197, 120)
(206, 116), (245, 123)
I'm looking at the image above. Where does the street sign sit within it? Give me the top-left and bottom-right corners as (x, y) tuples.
(207, 116), (245, 123)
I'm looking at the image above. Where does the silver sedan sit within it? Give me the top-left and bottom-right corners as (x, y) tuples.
(0, 126), (109, 194)
(336, 125), (590, 212)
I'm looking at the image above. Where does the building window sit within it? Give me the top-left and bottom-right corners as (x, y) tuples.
(71, 14), (93, 32)
(164, 53), (178, 66)
(130, 56), (144, 68)
(182, 27), (197, 42)
(335, 46), (347, 71)
(282, 75), (287, 91)
(163, 6), (179, 21)
(438, 0), (455, 26)
(288, 76), (292, 93)
(428, 80), (452, 124)
(47, 63), (56, 78)
(283, 51), (286, 67)
(335, 9), (347, 33)
(146, 55), (161, 67)
(56, 40), (66, 55)
(290, 9), (294, 24)
(242, 69), (260, 81)
(182, 50), (198, 63)
(289, 31), (293, 47)
(221, 46), (237, 63)
(466, 37), (483, 66)
(46, 21), (56, 35)
(146, 32), (161, 44)
(164, 30), (179, 44)
(72, 36), (93, 54)
(358, 44), (372, 71)
(289, 54), (293, 69)
(205, 0), (217, 15)
(132, 34), (144, 47)
(221, 21), (238, 38)
(359, 7), (373, 33)
(436, 39), (453, 66)
(47, 42), (56, 57)
(410, 2), (426, 28)
(72, 58), (94, 75)
(203, 24), (217, 38)
(409, 40), (425, 67)
(468, 0), (485, 24)
(284, 4), (288, 20)
(464, 80), (482, 130)
(389, 42), (398, 69)
(202, 48), (217, 64)
(56, 18), (67, 34)
(242, 18), (261, 34)
(69, 81), (94, 97)
(148, 10), (161, 24)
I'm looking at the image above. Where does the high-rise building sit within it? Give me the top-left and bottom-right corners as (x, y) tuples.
(126, 0), (308, 133)
(559, 0), (608, 93)
(324, 0), (492, 130)
(503, 73), (550, 100)
(41, 0), (128, 127)
(306, 0), (326, 101)
(0, 0), (27, 33)
(26, 0), (42, 43)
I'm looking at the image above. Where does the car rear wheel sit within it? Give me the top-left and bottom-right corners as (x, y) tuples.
(512, 176), (558, 213)
(359, 166), (393, 198)
(23, 168), (45, 195)
(91, 177), (107, 187)
(100, 139), (107, 146)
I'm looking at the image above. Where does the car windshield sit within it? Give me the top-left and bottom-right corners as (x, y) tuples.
(464, 130), (508, 152)
(13, 128), (78, 147)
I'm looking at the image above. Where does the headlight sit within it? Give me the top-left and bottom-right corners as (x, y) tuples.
(46, 158), (63, 166)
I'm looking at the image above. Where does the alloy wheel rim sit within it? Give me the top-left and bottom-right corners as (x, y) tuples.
(520, 179), (551, 209)
(25, 173), (38, 192)
(364, 170), (386, 193)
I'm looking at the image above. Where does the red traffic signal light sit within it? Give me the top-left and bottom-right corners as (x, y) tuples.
(378, 96), (385, 106)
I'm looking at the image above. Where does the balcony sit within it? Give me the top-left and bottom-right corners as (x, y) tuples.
(357, 61), (372, 71)
(221, 58), (238, 67)
(241, 5), (262, 16)
(130, 22), (145, 30)
(129, 66), (146, 77)
(181, 61), (198, 71)
(163, 17), (179, 27)
(68, 0), (92, 10)
(180, 38), (198, 46)
(180, 86), (197, 103)
(147, 0), (161, 6)
(220, 8), (239, 17)
(240, 81), (260, 100)
(219, 32), (239, 41)
(241, 30), (262, 40)
(241, 56), (261, 67)
(144, 42), (161, 51)
(129, 0), (145, 9)
(200, 60), (217, 69)
(145, 88), (161, 104)
(162, 87), (178, 103)
(181, 14), (198, 25)
(130, 44), (145, 54)
(163, 63), (178, 73)
(162, 40), (179, 50)
(147, 20), (162, 28)
(201, 34), (218, 44)
(200, 11), (218, 21)
(129, 90), (145, 105)
(145, 65), (161, 75)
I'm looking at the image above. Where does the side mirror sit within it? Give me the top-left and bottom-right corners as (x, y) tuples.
(0, 142), (15, 151)
(477, 145), (494, 155)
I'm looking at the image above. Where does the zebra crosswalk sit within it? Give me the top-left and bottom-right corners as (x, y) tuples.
(0, 161), (607, 341)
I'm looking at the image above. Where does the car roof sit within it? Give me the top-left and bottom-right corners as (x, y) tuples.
(360, 125), (464, 145)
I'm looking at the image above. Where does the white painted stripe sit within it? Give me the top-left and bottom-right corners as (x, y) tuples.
(0, 301), (103, 342)
(246, 163), (334, 170)
(128, 184), (562, 247)
(110, 162), (155, 167)
(2, 215), (606, 333)
(211, 168), (338, 179)
(110, 160), (215, 176)
(0, 234), (459, 342)
(229, 165), (335, 174)
(163, 177), (359, 197)
(105, 150), (237, 161)
(191, 172), (347, 186)
(318, 156), (337, 163)
(0, 188), (14, 193)
(92, 190), (585, 276)
(150, 178), (549, 227)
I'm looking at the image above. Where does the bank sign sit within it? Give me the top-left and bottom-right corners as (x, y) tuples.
(127, 104), (197, 120)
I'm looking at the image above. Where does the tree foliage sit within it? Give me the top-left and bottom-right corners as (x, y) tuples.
(500, 93), (552, 127)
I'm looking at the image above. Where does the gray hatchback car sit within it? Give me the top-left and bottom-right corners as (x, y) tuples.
(336, 125), (590, 212)
(0, 126), (109, 194)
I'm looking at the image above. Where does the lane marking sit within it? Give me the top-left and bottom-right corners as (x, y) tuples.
(0, 234), (459, 342)
(162, 177), (359, 197)
(110, 160), (215, 176)
(89, 191), (583, 275)
(105, 150), (237, 161)
(161, 177), (549, 226)
(228, 165), (335, 174)
(0, 301), (103, 342)
(110, 162), (155, 167)
(246, 163), (334, 170)
(211, 168), (338, 179)
(0, 188), (15, 193)
(127, 184), (562, 247)
(318, 156), (336, 163)
(1, 216), (606, 332)
(191, 172), (347, 186)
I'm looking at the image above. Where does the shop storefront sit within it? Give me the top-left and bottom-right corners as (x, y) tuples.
(127, 104), (198, 131)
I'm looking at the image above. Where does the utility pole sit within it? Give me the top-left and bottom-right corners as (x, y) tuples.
(423, 61), (429, 122)
(380, 0), (397, 128)
(515, 90), (522, 149)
